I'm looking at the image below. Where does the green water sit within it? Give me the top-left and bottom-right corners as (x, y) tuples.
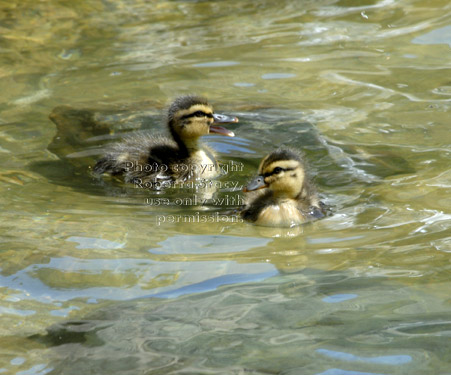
(0, 0), (450, 374)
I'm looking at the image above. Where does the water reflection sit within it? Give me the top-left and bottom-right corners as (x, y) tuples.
(316, 349), (412, 365)
(316, 370), (385, 375)
(412, 25), (451, 47)
(0, 256), (277, 302)
(30, 270), (448, 374)
(1, 0), (451, 374)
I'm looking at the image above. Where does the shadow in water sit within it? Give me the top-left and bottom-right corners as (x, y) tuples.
(29, 103), (163, 196)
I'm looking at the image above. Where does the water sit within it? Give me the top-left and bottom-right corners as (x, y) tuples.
(0, 0), (450, 374)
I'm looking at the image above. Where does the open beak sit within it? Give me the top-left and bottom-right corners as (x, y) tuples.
(209, 113), (238, 137)
(243, 175), (268, 192)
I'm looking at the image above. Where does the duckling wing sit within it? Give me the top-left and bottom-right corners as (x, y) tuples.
(308, 205), (326, 219)
(93, 156), (122, 175)
(93, 134), (177, 182)
(241, 191), (274, 223)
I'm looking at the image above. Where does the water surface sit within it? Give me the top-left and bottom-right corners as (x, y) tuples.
(0, 0), (450, 374)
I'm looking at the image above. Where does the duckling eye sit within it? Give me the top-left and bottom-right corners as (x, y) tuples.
(193, 111), (213, 118)
(273, 167), (283, 174)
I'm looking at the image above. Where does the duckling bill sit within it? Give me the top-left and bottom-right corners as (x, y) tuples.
(242, 148), (325, 227)
(93, 95), (238, 185)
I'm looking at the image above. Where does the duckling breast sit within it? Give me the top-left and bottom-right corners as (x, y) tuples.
(254, 201), (308, 227)
(188, 149), (220, 179)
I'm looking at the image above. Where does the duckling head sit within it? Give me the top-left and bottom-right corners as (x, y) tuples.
(244, 148), (307, 199)
(167, 95), (237, 149)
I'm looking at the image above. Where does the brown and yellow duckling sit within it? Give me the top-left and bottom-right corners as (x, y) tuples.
(241, 148), (325, 227)
(93, 95), (238, 185)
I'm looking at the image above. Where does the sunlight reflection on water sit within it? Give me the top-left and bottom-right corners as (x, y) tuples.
(0, 0), (450, 373)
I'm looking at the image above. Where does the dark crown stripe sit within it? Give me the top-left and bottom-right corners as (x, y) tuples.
(261, 148), (304, 171)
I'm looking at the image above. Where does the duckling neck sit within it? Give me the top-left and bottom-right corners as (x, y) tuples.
(273, 186), (303, 201)
(170, 130), (217, 177)
(173, 133), (215, 164)
(170, 129), (196, 158)
(182, 138), (202, 154)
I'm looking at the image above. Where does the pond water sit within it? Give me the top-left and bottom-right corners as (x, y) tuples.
(1, 0), (450, 374)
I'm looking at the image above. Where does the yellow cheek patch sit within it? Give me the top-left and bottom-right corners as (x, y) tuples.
(181, 121), (210, 138)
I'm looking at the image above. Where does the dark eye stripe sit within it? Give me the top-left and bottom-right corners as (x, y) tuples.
(181, 111), (213, 120)
(263, 167), (295, 178)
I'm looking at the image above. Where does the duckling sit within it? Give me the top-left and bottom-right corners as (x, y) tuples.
(93, 95), (238, 185)
(241, 148), (325, 227)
